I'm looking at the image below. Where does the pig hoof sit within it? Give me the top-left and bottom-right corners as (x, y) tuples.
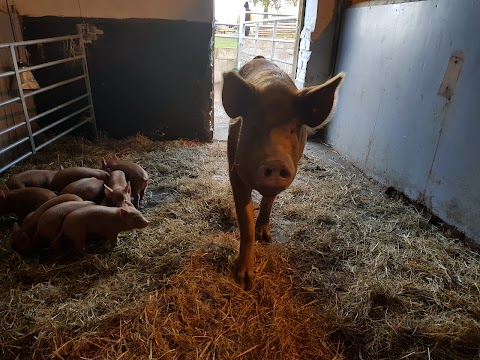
(234, 262), (254, 290)
(255, 226), (271, 243)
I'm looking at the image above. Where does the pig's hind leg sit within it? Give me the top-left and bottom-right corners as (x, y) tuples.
(64, 228), (88, 252)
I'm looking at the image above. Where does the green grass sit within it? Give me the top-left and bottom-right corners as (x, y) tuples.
(214, 36), (238, 49)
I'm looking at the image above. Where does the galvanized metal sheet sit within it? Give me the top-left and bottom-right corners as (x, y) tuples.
(327, 0), (480, 242)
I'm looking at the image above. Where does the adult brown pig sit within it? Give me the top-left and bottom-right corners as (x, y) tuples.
(6, 169), (58, 190)
(102, 157), (148, 209)
(35, 200), (95, 250)
(60, 177), (105, 204)
(0, 187), (57, 219)
(222, 56), (344, 289)
(102, 170), (132, 207)
(60, 205), (150, 251)
(51, 167), (109, 192)
(11, 193), (82, 254)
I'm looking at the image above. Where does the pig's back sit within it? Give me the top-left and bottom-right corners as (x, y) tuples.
(61, 178), (105, 203)
(36, 201), (95, 242)
(40, 201), (95, 225)
(239, 57), (296, 89)
(64, 205), (118, 225)
(6, 170), (58, 190)
(21, 194), (82, 233)
(52, 167), (109, 191)
(106, 161), (148, 181)
(7, 188), (57, 218)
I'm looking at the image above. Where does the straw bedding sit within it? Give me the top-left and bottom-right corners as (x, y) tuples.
(0, 135), (478, 359)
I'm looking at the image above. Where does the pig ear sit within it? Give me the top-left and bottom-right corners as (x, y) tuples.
(222, 71), (256, 119)
(120, 207), (128, 217)
(12, 222), (20, 234)
(0, 190), (6, 199)
(125, 181), (131, 195)
(113, 154), (119, 160)
(104, 184), (113, 197)
(297, 72), (345, 128)
(102, 159), (107, 168)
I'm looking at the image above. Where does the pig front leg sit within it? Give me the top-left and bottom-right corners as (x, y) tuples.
(106, 232), (119, 248)
(255, 195), (276, 243)
(230, 171), (255, 290)
(132, 192), (140, 209)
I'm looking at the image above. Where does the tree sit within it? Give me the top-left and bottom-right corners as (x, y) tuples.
(252, 0), (299, 14)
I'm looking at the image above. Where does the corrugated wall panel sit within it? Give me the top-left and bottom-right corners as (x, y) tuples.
(327, 0), (480, 242)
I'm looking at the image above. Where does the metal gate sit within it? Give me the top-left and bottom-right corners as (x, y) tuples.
(237, 11), (299, 79)
(0, 30), (96, 174)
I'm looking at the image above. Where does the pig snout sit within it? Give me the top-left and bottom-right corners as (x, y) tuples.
(255, 160), (294, 194)
(134, 215), (150, 228)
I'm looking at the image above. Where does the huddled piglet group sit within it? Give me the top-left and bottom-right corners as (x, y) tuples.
(2, 157), (150, 255)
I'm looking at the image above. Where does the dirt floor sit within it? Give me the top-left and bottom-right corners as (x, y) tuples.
(0, 116), (479, 358)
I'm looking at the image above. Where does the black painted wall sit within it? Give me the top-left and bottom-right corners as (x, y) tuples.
(22, 17), (213, 141)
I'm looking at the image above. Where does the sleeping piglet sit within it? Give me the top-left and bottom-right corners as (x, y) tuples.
(60, 205), (150, 251)
(102, 170), (132, 207)
(11, 193), (82, 254)
(102, 157), (148, 209)
(6, 169), (58, 190)
(0, 187), (57, 218)
(61, 178), (105, 204)
(51, 167), (109, 192)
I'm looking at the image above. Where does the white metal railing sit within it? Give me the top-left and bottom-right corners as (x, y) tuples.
(214, 11), (299, 79)
(0, 30), (97, 174)
(238, 11), (298, 79)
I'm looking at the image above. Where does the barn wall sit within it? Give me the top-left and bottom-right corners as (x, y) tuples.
(327, 0), (480, 242)
(12, 0), (213, 140)
(12, 0), (212, 22)
(302, 0), (338, 87)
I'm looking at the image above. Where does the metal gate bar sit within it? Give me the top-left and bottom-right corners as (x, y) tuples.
(238, 12), (298, 79)
(0, 31), (97, 174)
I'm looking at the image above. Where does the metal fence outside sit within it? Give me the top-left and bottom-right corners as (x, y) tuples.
(215, 10), (299, 79)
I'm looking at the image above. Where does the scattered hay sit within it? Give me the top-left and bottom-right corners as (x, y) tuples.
(37, 241), (339, 359)
(0, 135), (478, 359)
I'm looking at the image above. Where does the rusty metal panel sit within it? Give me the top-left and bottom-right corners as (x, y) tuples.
(326, 0), (480, 242)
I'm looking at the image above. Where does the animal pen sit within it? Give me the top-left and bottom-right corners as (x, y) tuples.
(0, 0), (479, 359)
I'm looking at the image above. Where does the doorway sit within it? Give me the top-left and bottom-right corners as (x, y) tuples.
(213, 0), (303, 140)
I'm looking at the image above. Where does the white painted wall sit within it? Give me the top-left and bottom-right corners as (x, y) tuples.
(296, 0), (336, 88)
(12, 0), (213, 22)
(295, 0), (317, 88)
